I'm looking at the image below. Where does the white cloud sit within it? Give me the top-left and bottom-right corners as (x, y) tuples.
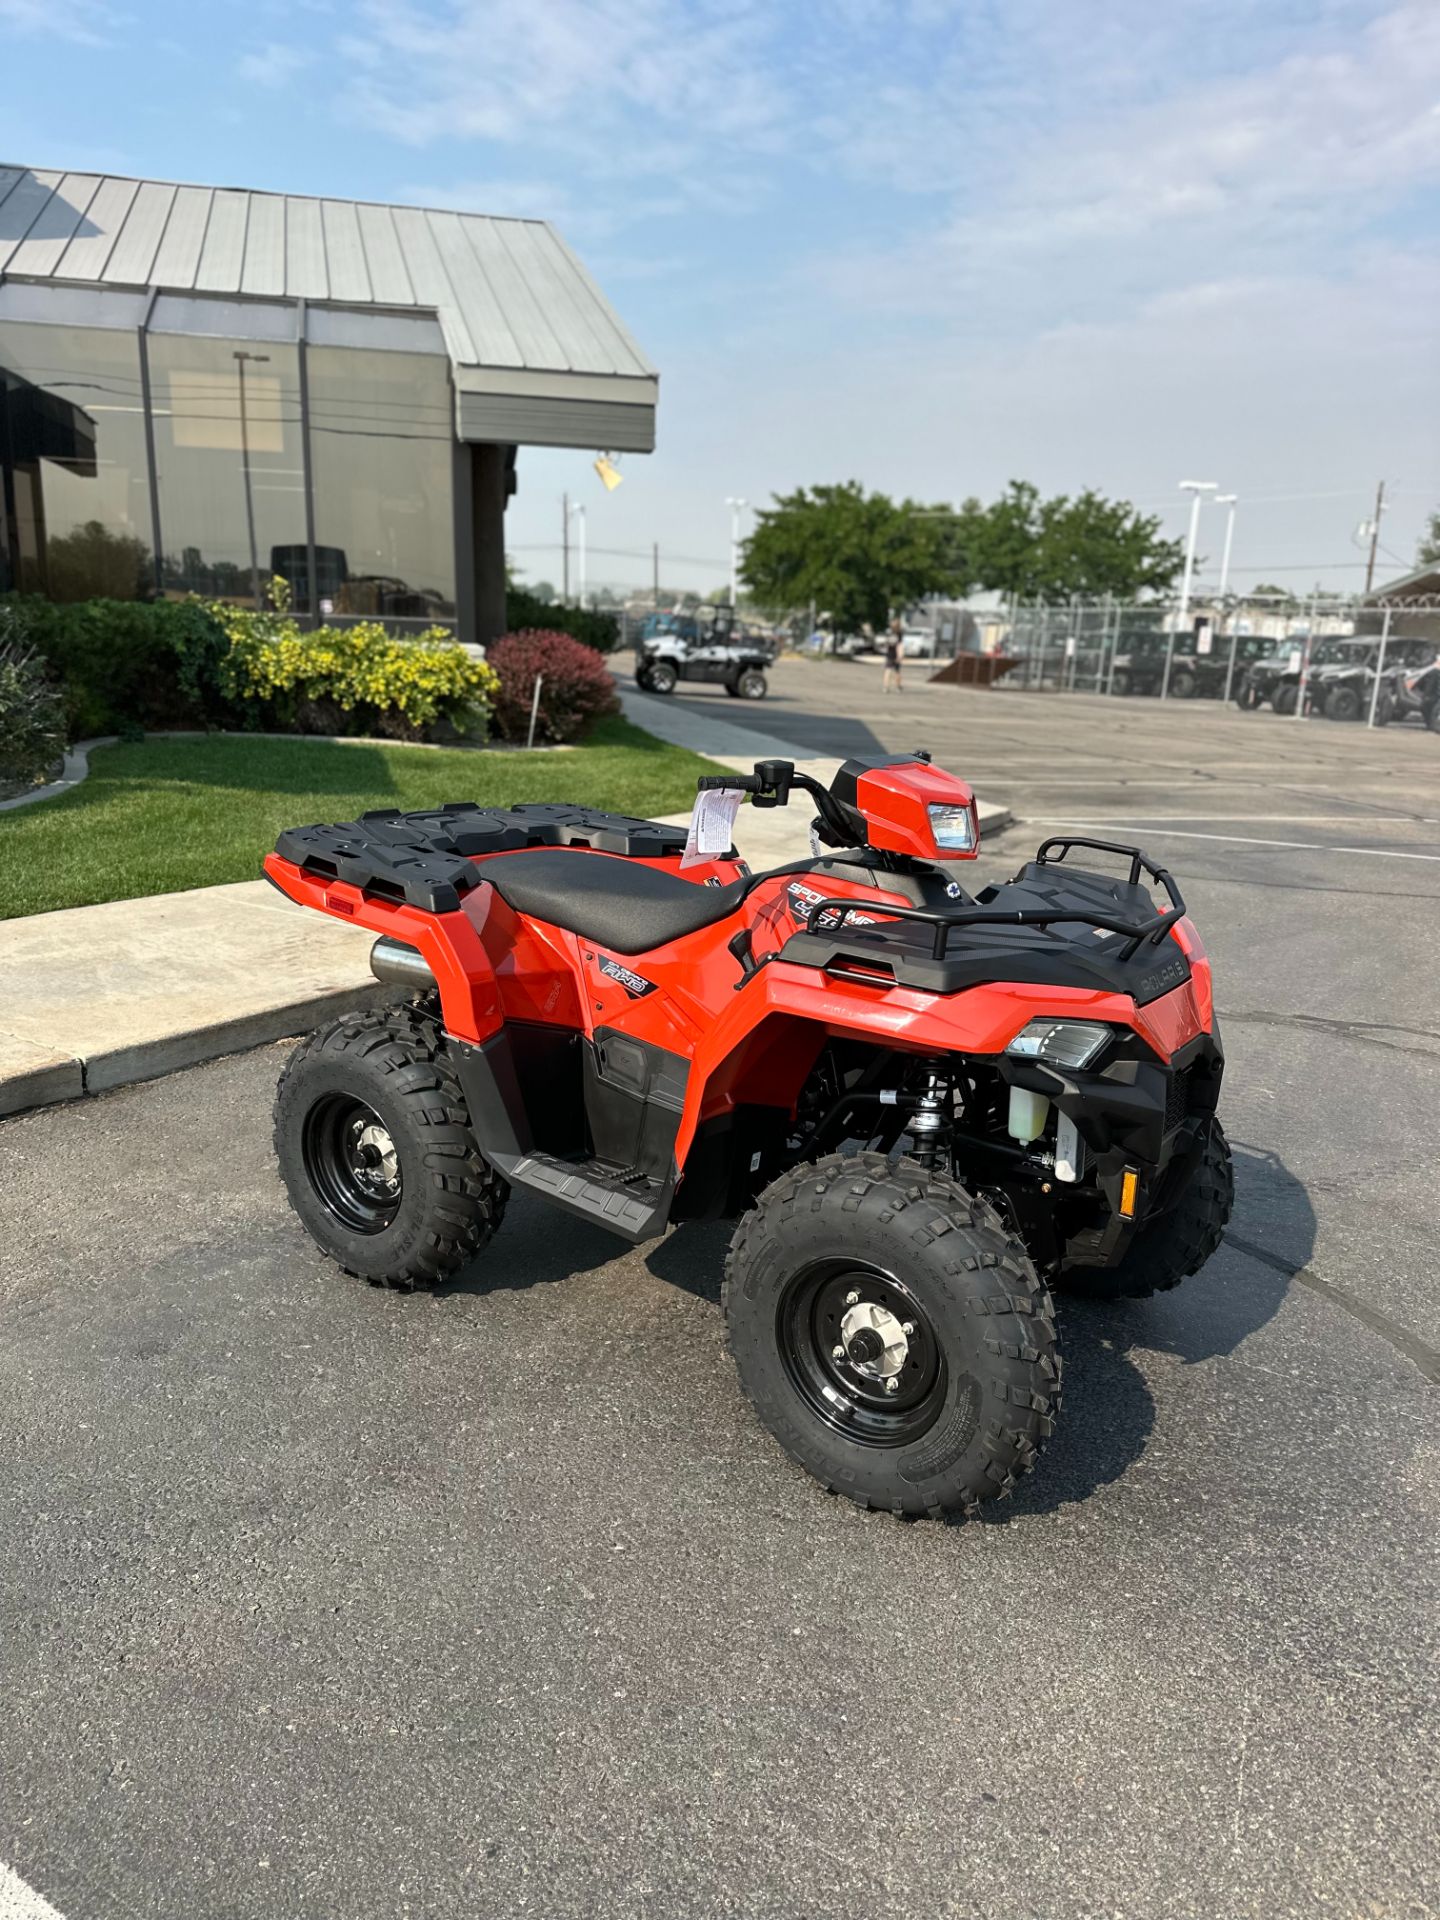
(0, 0), (114, 43)
(236, 41), (312, 87)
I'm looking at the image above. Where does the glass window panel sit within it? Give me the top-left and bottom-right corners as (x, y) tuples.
(147, 332), (308, 609)
(307, 345), (455, 627)
(0, 319), (153, 600)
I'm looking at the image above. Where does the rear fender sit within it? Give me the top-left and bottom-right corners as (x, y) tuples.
(263, 853), (502, 1043)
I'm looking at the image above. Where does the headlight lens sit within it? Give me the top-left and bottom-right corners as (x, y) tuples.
(1005, 1019), (1112, 1069)
(927, 801), (977, 852)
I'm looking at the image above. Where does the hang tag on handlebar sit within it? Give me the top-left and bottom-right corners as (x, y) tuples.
(682, 786), (744, 867)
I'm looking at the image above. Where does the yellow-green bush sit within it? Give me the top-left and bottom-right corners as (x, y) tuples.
(210, 598), (498, 741)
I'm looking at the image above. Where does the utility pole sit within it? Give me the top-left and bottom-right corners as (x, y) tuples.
(562, 492), (570, 603)
(653, 541), (660, 607)
(1364, 479), (1386, 593)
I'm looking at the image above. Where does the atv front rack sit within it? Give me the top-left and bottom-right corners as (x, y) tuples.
(807, 838), (1186, 963)
(779, 838), (1192, 1004)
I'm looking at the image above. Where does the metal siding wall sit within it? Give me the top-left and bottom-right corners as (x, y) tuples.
(458, 392), (654, 453)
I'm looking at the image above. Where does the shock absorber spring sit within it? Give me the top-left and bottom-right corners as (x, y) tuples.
(908, 1070), (951, 1171)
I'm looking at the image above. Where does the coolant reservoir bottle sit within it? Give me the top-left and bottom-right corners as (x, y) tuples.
(1007, 1087), (1050, 1144)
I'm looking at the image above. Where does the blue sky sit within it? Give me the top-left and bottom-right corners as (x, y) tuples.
(5, 0), (1439, 598)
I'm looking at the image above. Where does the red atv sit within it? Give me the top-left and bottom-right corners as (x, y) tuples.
(265, 754), (1231, 1517)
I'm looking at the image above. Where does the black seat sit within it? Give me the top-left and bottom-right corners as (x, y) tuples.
(479, 850), (748, 954)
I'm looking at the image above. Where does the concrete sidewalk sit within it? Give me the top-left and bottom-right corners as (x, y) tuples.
(0, 695), (1011, 1118)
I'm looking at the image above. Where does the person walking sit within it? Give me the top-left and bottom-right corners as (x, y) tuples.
(882, 619), (904, 694)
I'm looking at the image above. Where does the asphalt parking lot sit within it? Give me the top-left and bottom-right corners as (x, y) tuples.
(1, 658), (1436, 1919)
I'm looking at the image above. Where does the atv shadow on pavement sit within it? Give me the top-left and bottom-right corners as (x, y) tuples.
(646, 1140), (1313, 1524)
(984, 1138), (1313, 1524)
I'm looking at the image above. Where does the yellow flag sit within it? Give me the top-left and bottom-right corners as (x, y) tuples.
(594, 454), (623, 491)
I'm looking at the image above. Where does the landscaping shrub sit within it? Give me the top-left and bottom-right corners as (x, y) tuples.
(0, 642), (68, 791)
(211, 602), (498, 741)
(487, 629), (620, 744)
(505, 586), (619, 654)
(1, 594), (233, 736)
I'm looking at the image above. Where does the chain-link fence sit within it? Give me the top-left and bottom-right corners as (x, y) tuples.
(985, 590), (1440, 725)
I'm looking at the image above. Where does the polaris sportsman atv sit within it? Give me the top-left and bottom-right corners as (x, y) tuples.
(265, 753), (1232, 1518)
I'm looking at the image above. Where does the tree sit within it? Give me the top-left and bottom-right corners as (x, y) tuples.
(1250, 583), (1295, 604)
(740, 482), (957, 631)
(1416, 510), (1440, 569)
(961, 482), (1186, 598)
(43, 519), (151, 601)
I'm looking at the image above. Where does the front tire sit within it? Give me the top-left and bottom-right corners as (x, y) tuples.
(736, 668), (767, 699)
(1058, 1119), (1233, 1301)
(1273, 684), (1299, 716)
(1168, 668), (1196, 700)
(724, 1154), (1061, 1517)
(647, 660), (678, 695)
(1325, 684), (1361, 722)
(274, 1006), (507, 1289)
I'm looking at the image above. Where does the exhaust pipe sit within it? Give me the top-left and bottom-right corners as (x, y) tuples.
(370, 936), (437, 992)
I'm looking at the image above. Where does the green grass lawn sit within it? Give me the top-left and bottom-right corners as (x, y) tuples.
(0, 718), (718, 920)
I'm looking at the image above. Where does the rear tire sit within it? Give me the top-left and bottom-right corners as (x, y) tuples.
(1235, 682), (1262, 711)
(724, 1153), (1061, 1517)
(1057, 1119), (1233, 1301)
(274, 1005), (507, 1290)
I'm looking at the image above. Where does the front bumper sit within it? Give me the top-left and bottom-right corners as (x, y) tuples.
(998, 1028), (1224, 1267)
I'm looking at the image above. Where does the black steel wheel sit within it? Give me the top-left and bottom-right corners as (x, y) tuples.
(779, 1258), (947, 1449)
(647, 660), (679, 695)
(725, 1153), (1060, 1517)
(1325, 684), (1362, 723)
(303, 1092), (404, 1234)
(1273, 683), (1299, 716)
(274, 1005), (507, 1289)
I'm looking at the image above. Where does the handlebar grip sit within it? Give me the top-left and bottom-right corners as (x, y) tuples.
(696, 773), (759, 793)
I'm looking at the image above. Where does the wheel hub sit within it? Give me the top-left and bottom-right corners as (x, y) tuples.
(349, 1118), (399, 1198)
(839, 1300), (909, 1379)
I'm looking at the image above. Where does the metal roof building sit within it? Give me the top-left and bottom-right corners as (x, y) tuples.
(0, 165), (658, 642)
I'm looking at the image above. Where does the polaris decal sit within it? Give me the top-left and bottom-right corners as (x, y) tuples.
(597, 954), (657, 997)
(786, 882), (877, 930)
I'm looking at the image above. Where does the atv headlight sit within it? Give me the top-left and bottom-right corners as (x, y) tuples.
(927, 802), (978, 852)
(1005, 1019), (1112, 1069)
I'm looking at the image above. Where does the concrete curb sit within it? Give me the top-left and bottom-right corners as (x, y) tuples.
(0, 983), (395, 1122)
(0, 736), (118, 813)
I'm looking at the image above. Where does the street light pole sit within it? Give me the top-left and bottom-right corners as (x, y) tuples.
(726, 496), (748, 607)
(572, 502), (587, 609)
(1164, 479), (1217, 698)
(1215, 493), (1241, 703)
(233, 350), (271, 609)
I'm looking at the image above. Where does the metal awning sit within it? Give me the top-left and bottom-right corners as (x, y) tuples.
(0, 165), (657, 451)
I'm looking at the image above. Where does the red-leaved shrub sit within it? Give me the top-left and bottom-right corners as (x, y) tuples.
(488, 629), (620, 744)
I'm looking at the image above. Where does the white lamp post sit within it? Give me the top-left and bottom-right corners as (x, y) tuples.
(1214, 493), (1241, 702)
(726, 496), (748, 606)
(1163, 480), (1217, 698)
(567, 499), (587, 608)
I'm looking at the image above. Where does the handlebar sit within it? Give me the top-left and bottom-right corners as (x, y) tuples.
(696, 759), (864, 844)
